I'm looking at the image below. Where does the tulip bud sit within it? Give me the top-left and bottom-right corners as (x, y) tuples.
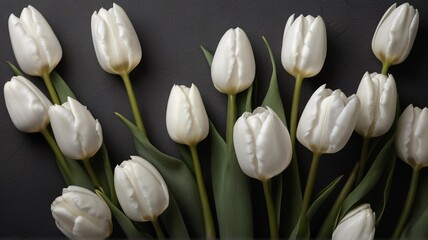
(8, 5), (62, 77)
(281, 14), (327, 78)
(372, 3), (419, 66)
(51, 186), (112, 239)
(91, 3), (142, 75)
(355, 72), (397, 138)
(297, 84), (360, 154)
(114, 156), (169, 222)
(332, 204), (375, 240)
(48, 97), (103, 160)
(4, 76), (52, 133)
(233, 107), (292, 180)
(211, 27), (255, 94)
(395, 105), (428, 169)
(166, 84), (209, 146)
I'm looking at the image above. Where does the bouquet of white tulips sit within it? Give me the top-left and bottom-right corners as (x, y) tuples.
(3, 2), (428, 240)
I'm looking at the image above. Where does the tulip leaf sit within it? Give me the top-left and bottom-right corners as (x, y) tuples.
(402, 206), (428, 238)
(64, 156), (93, 190)
(200, 46), (213, 67)
(96, 190), (151, 239)
(159, 192), (191, 238)
(308, 175), (343, 219)
(176, 144), (195, 174)
(115, 112), (204, 238)
(338, 136), (395, 222)
(6, 61), (24, 76)
(288, 176), (343, 240)
(91, 144), (116, 204)
(209, 121), (253, 238)
(50, 70), (76, 103)
(260, 36), (286, 124)
(401, 170), (428, 238)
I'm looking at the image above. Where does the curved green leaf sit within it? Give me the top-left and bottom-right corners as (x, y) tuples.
(338, 137), (395, 221)
(96, 190), (150, 239)
(209, 121), (252, 238)
(6, 61), (24, 76)
(159, 193), (190, 238)
(50, 70), (76, 103)
(200, 46), (213, 67)
(308, 175), (343, 219)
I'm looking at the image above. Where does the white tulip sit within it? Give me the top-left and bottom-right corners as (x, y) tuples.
(51, 186), (112, 239)
(4, 76), (52, 133)
(233, 107), (292, 180)
(281, 14), (327, 78)
(395, 105), (428, 169)
(8, 5), (62, 77)
(211, 27), (255, 94)
(114, 156), (169, 222)
(372, 3), (419, 66)
(48, 97), (103, 160)
(297, 84), (360, 154)
(332, 204), (375, 240)
(166, 84), (209, 146)
(355, 72), (397, 138)
(91, 3), (142, 75)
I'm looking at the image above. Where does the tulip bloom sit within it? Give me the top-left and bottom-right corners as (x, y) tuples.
(166, 84), (209, 146)
(395, 105), (428, 169)
(51, 186), (112, 239)
(332, 204), (375, 240)
(281, 14), (327, 78)
(8, 5), (62, 77)
(211, 27), (255, 94)
(233, 107), (292, 180)
(393, 105), (428, 237)
(234, 106), (291, 238)
(355, 72), (397, 138)
(91, 3), (142, 75)
(297, 84), (361, 154)
(48, 97), (103, 160)
(372, 3), (419, 70)
(4, 76), (52, 133)
(114, 156), (169, 222)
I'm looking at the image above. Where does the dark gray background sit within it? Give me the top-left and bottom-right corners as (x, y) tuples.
(1, 0), (427, 238)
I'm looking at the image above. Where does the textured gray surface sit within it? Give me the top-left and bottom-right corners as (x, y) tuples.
(1, 0), (427, 237)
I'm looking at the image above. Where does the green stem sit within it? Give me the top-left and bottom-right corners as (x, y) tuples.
(226, 94), (237, 148)
(152, 217), (166, 239)
(302, 152), (322, 214)
(290, 75), (304, 150)
(189, 145), (216, 239)
(317, 162), (360, 238)
(263, 179), (278, 239)
(392, 167), (420, 238)
(356, 137), (370, 185)
(381, 62), (390, 76)
(82, 158), (102, 191)
(40, 128), (72, 182)
(120, 72), (146, 136)
(42, 72), (60, 105)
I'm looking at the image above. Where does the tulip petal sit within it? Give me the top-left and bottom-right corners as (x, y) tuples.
(395, 105), (415, 165)
(329, 95), (360, 153)
(413, 108), (428, 167)
(49, 105), (83, 159)
(67, 97), (103, 159)
(255, 112), (292, 179)
(299, 16), (327, 77)
(234, 116), (259, 179)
